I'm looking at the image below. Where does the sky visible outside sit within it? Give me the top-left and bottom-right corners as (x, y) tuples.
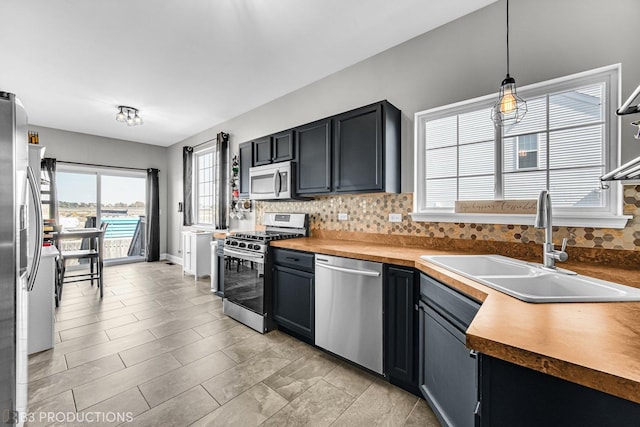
(57, 172), (145, 204)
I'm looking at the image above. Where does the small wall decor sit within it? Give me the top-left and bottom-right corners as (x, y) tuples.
(230, 154), (243, 219)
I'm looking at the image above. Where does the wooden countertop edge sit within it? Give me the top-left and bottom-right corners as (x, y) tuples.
(271, 238), (640, 404)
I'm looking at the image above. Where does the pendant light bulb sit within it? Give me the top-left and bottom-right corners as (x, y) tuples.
(499, 80), (517, 114)
(126, 112), (134, 126)
(133, 112), (143, 125)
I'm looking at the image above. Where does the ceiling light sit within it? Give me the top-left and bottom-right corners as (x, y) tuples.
(491, 0), (527, 127)
(116, 106), (143, 126)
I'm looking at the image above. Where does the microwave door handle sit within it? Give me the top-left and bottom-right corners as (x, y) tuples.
(26, 166), (43, 291)
(273, 170), (281, 198)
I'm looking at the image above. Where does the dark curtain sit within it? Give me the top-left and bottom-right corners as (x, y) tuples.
(41, 157), (58, 221)
(182, 146), (194, 226)
(145, 168), (160, 262)
(215, 132), (229, 229)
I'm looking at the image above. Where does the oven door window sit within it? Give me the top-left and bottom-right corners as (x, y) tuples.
(224, 256), (264, 314)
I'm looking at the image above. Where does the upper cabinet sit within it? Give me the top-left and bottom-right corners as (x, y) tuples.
(296, 100), (400, 196)
(295, 119), (332, 195)
(253, 131), (294, 166)
(333, 101), (400, 194)
(238, 100), (401, 198)
(253, 136), (272, 166)
(238, 141), (253, 198)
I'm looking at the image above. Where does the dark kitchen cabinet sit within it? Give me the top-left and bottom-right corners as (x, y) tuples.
(253, 136), (272, 166)
(385, 265), (419, 395)
(238, 141), (252, 198)
(253, 131), (294, 166)
(272, 130), (294, 163)
(294, 100), (400, 196)
(333, 101), (400, 193)
(272, 248), (314, 343)
(295, 119), (332, 195)
(419, 273), (481, 427)
(477, 354), (640, 427)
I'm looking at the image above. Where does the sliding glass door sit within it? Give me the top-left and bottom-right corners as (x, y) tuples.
(99, 174), (146, 261)
(56, 165), (146, 264)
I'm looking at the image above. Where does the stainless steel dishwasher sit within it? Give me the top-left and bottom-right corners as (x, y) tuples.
(315, 254), (383, 374)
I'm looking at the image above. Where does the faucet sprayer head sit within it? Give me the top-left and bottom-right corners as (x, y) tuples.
(534, 190), (548, 229)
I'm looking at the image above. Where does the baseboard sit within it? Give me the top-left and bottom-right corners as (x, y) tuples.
(164, 253), (183, 265)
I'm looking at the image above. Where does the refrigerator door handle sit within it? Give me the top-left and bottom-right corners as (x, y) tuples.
(26, 165), (43, 291)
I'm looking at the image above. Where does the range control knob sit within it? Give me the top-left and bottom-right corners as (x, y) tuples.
(230, 240), (239, 246)
(238, 242), (246, 248)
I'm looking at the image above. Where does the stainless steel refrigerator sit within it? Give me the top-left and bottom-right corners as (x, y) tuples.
(0, 92), (43, 426)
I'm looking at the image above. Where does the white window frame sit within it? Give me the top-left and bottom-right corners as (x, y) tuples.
(412, 64), (630, 228)
(193, 147), (216, 227)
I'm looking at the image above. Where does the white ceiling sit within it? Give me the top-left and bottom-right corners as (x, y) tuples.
(0, 0), (496, 147)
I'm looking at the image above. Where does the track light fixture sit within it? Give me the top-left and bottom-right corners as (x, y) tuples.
(116, 106), (143, 126)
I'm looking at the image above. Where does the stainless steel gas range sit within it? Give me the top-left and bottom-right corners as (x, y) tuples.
(222, 213), (308, 333)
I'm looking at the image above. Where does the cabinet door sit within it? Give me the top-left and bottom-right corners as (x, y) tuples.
(272, 130), (294, 163)
(238, 141), (252, 198)
(273, 264), (314, 341)
(333, 103), (383, 193)
(182, 233), (192, 273)
(253, 136), (272, 166)
(295, 119), (331, 195)
(385, 266), (418, 394)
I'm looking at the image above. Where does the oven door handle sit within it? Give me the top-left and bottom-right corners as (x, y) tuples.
(224, 248), (265, 262)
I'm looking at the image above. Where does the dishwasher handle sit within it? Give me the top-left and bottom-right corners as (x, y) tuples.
(315, 261), (381, 277)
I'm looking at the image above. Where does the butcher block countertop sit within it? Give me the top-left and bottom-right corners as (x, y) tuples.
(271, 236), (640, 404)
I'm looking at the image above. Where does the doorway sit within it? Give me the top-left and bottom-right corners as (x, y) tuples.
(56, 166), (146, 264)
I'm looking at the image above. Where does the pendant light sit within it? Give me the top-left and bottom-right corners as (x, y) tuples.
(491, 0), (527, 127)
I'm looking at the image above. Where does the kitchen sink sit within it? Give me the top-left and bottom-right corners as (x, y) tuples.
(421, 254), (640, 303)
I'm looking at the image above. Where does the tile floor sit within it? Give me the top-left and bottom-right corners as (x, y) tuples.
(27, 261), (441, 426)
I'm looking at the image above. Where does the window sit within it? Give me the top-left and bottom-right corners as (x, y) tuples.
(516, 135), (538, 170)
(413, 65), (629, 228)
(193, 148), (221, 226)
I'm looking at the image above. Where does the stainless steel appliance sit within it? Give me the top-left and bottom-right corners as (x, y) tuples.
(249, 160), (295, 200)
(314, 254), (383, 374)
(0, 91), (43, 425)
(222, 213), (308, 333)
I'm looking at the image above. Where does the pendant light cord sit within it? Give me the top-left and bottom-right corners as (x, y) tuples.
(506, 0), (510, 76)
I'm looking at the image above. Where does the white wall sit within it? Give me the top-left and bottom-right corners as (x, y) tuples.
(31, 125), (169, 255)
(165, 0), (639, 257)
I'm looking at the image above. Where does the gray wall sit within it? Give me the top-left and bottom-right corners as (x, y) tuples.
(166, 0), (639, 257)
(32, 125), (169, 255)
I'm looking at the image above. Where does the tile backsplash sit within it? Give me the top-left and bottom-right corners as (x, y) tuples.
(256, 185), (640, 252)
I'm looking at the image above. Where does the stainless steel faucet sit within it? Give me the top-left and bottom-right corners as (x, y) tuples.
(534, 190), (569, 270)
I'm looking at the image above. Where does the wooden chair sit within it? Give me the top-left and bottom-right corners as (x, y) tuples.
(58, 222), (108, 300)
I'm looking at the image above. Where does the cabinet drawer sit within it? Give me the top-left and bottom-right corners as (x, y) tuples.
(273, 248), (314, 272)
(420, 274), (480, 332)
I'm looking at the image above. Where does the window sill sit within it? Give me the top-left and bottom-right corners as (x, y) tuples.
(409, 212), (631, 229)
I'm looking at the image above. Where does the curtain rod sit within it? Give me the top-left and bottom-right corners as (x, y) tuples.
(56, 160), (156, 172)
(192, 137), (216, 149)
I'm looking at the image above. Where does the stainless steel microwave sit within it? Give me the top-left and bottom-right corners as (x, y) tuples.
(249, 161), (294, 200)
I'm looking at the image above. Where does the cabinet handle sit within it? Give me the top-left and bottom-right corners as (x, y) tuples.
(469, 350), (478, 359)
(285, 257), (299, 262)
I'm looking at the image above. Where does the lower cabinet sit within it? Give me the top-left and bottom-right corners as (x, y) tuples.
(418, 273), (481, 427)
(478, 354), (640, 427)
(272, 248), (314, 343)
(385, 265), (419, 395)
(182, 231), (212, 279)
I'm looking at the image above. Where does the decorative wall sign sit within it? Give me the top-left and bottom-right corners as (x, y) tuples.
(454, 200), (537, 214)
